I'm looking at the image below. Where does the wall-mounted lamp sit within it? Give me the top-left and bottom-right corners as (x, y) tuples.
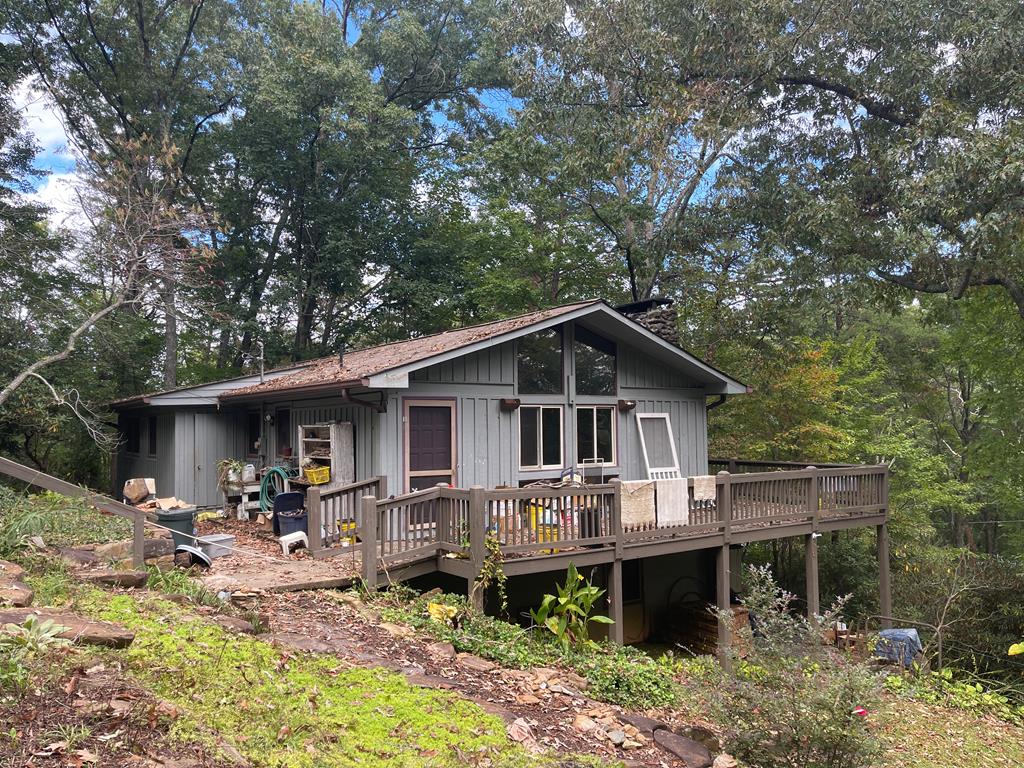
(500, 398), (521, 412)
(811, 532), (822, 539)
(617, 399), (637, 412)
(264, 412), (274, 425)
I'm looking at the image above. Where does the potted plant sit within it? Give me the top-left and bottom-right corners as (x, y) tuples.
(217, 458), (245, 489)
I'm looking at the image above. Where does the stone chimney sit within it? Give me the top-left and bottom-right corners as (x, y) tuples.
(614, 298), (679, 346)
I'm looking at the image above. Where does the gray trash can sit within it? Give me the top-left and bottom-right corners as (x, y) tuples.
(157, 507), (196, 549)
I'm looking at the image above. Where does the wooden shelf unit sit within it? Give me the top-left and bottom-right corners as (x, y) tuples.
(298, 422), (354, 486)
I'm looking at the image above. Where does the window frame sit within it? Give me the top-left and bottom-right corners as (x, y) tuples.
(635, 412), (681, 478)
(124, 416), (141, 456)
(573, 326), (617, 396)
(575, 405), (617, 467)
(515, 328), (564, 396)
(147, 415), (158, 457)
(246, 411), (262, 458)
(518, 405), (564, 471)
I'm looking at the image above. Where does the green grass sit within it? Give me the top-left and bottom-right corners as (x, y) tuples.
(1, 491), (130, 549)
(77, 591), (549, 768)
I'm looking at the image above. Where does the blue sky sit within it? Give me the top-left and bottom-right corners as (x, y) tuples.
(14, 80), (80, 226)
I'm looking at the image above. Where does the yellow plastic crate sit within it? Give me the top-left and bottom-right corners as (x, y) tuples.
(304, 465), (330, 485)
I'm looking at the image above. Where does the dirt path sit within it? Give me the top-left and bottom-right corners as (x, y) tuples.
(258, 590), (691, 767)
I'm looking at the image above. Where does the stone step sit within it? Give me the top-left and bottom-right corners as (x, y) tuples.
(0, 608), (134, 648)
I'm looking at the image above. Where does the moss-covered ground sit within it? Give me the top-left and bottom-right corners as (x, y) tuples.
(74, 590), (563, 768)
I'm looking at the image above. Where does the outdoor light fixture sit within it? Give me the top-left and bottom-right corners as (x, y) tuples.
(617, 399), (637, 411)
(500, 398), (521, 411)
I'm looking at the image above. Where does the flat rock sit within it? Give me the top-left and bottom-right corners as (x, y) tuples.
(457, 652), (497, 673)
(80, 569), (149, 588)
(260, 632), (344, 653)
(713, 755), (738, 768)
(0, 559), (26, 581)
(378, 622), (414, 638)
(573, 714), (598, 732)
(0, 582), (33, 607)
(60, 547), (99, 567)
(653, 730), (713, 767)
(213, 615), (257, 634)
(620, 712), (669, 736)
(425, 640), (456, 659)
(405, 672), (455, 690)
(0, 608), (134, 648)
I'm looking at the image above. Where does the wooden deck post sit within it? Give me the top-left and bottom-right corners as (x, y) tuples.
(806, 466), (819, 522)
(717, 471), (732, 541)
(132, 514), (145, 569)
(716, 544), (732, 668)
(607, 479), (624, 645)
(805, 533), (820, 618)
(307, 486), (322, 556)
(878, 522), (892, 628)
(361, 495), (378, 591)
(468, 485), (486, 611)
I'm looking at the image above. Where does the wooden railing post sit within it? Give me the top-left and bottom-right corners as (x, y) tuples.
(717, 471), (731, 542)
(378, 475), (388, 499)
(468, 485), (486, 610)
(716, 543), (732, 670)
(132, 514), (145, 569)
(878, 522), (892, 629)
(608, 480), (624, 644)
(361, 495), (378, 591)
(307, 486), (322, 556)
(806, 466), (819, 525)
(728, 457), (738, 474)
(437, 483), (451, 545)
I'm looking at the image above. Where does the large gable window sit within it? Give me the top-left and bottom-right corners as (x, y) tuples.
(574, 326), (616, 395)
(520, 406), (563, 470)
(576, 406), (616, 466)
(517, 329), (563, 394)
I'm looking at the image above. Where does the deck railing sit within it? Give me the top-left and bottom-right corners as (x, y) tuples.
(349, 463), (889, 586)
(307, 475), (386, 558)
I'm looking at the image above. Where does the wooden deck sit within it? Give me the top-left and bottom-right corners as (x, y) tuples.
(308, 464), (889, 586)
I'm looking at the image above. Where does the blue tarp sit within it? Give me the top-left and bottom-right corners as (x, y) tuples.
(874, 628), (923, 666)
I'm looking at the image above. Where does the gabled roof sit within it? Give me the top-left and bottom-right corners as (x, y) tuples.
(220, 300), (748, 401)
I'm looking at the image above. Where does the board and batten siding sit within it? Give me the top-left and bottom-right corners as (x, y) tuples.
(116, 412), (175, 498)
(266, 398), (379, 483)
(172, 410), (249, 508)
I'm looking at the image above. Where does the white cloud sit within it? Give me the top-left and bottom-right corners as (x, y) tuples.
(27, 171), (83, 231)
(13, 80), (72, 155)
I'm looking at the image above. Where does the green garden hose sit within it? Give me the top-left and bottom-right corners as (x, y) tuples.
(260, 466), (292, 514)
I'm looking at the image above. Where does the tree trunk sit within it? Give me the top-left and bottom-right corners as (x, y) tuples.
(163, 276), (177, 388)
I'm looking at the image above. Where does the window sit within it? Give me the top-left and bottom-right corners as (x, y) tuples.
(124, 416), (140, 454)
(517, 329), (563, 394)
(246, 412), (261, 457)
(276, 409), (291, 455)
(635, 412), (680, 478)
(574, 326), (616, 395)
(576, 406), (616, 466)
(519, 406), (563, 470)
(147, 416), (158, 456)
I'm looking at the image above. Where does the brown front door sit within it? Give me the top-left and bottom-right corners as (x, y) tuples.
(405, 401), (455, 491)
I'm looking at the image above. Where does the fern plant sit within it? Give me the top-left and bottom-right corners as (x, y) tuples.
(530, 562), (613, 652)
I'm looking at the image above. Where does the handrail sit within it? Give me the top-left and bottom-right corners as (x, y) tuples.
(0, 455), (147, 567)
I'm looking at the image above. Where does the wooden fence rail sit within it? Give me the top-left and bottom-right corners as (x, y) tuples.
(0, 456), (148, 567)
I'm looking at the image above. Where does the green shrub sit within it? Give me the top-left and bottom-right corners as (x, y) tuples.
(0, 615), (71, 695)
(0, 496), (43, 558)
(569, 645), (678, 709)
(710, 566), (881, 768)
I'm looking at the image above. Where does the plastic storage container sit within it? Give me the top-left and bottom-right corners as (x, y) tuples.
(304, 466), (330, 485)
(277, 510), (308, 537)
(157, 507), (197, 549)
(197, 533), (235, 558)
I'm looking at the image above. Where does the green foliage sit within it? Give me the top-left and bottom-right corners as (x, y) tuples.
(81, 592), (533, 768)
(529, 563), (614, 652)
(885, 668), (1024, 726)
(711, 566), (881, 768)
(145, 565), (222, 608)
(567, 646), (677, 710)
(0, 615), (70, 694)
(0, 493), (43, 557)
(367, 586), (675, 711)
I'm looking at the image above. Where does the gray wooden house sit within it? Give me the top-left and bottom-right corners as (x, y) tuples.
(112, 299), (891, 646)
(113, 300), (746, 507)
